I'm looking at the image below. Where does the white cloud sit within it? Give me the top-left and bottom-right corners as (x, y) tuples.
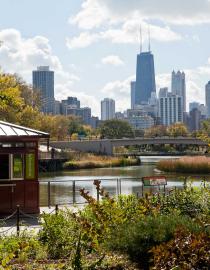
(71, 0), (210, 29)
(0, 28), (81, 97)
(69, 0), (110, 30)
(0, 28), (101, 116)
(101, 55), (124, 66)
(67, 0), (210, 50)
(66, 22), (181, 49)
(66, 32), (100, 49)
(156, 73), (171, 92)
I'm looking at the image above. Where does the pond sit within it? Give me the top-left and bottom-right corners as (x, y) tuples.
(39, 156), (209, 206)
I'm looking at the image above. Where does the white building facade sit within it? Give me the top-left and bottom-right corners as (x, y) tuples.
(159, 92), (183, 126)
(171, 71), (186, 112)
(101, 98), (115, 121)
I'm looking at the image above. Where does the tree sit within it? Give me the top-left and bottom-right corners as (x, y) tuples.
(100, 119), (134, 139)
(167, 123), (189, 137)
(16, 75), (42, 109)
(0, 73), (24, 122)
(144, 125), (168, 138)
(68, 116), (90, 137)
(19, 106), (41, 130)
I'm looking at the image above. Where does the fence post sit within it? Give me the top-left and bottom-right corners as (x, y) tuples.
(48, 182), (51, 208)
(16, 205), (20, 236)
(203, 178), (206, 188)
(55, 204), (59, 215)
(116, 178), (119, 197)
(72, 181), (76, 204)
(163, 184), (166, 197)
(184, 177), (187, 189)
(97, 187), (100, 202)
(142, 182), (144, 198)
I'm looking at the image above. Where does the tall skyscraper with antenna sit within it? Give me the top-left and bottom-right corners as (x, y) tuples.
(134, 27), (156, 106)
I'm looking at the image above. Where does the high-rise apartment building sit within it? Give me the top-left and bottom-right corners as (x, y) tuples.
(131, 81), (136, 109)
(33, 66), (54, 114)
(159, 89), (183, 126)
(135, 51), (156, 105)
(171, 71), (186, 112)
(61, 97), (80, 115)
(189, 108), (201, 132)
(189, 102), (200, 112)
(205, 81), (210, 118)
(101, 98), (115, 121)
(126, 109), (154, 129)
(159, 87), (168, 98)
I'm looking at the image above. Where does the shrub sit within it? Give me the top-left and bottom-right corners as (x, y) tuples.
(151, 229), (210, 270)
(151, 185), (210, 217)
(39, 210), (79, 259)
(105, 214), (204, 269)
(0, 233), (44, 268)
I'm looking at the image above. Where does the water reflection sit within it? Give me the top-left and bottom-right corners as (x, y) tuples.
(39, 164), (209, 207)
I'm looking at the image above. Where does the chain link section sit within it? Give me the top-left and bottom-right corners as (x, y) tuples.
(0, 210), (17, 222)
(0, 225), (16, 235)
(19, 210), (38, 220)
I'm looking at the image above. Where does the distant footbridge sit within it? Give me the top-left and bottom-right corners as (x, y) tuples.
(49, 137), (208, 155)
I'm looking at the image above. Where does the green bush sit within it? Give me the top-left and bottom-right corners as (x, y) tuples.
(105, 214), (204, 269)
(39, 210), (79, 259)
(0, 233), (44, 268)
(151, 186), (210, 217)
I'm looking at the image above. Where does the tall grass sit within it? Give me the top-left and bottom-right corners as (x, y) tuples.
(63, 153), (140, 170)
(157, 156), (210, 173)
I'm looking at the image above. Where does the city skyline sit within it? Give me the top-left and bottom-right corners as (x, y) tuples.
(0, 1), (210, 116)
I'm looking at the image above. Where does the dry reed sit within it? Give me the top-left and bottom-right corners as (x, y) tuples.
(157, 156), (210, 173)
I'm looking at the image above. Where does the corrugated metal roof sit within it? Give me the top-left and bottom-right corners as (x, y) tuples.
(0, 121), (49, 137)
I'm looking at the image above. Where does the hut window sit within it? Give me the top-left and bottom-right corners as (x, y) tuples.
(26, 142), (36, 148)
(12, 154), (23, 179)
(0, 154), (9, 180)
(25, 153), (35, 179)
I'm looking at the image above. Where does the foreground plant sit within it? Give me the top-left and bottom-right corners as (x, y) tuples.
(151, 229), (210, 270)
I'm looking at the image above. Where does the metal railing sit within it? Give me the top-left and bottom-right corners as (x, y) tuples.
(39, 177), (193, 208)
(39, 178), (127, 208)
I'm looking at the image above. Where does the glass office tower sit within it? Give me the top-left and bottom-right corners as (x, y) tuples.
(33, 66), (54, 114)
(135, 51), (156, 105)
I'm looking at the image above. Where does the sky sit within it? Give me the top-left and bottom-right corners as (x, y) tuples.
(0, 0), (210, 117)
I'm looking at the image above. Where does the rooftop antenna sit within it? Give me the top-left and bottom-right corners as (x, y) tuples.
(139, 25), (142, 53)
(148, 26), (151, 52)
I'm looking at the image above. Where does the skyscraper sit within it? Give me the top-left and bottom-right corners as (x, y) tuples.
(135, 51), (156, 105)
(171, 71), (186, 112)
(205, 81), (210, 118)
(101, 98), (115, 121)
(33, 66), (54, 114)
(131, 81), (136, 109)
(159, 89), (183, 126)
(189, 102), (200, 112)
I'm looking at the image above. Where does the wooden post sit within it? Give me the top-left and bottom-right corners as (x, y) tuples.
(97, 187), (99, 202)
(142, 180), (144, 197)
(16, 205), (20, 236)
(55, 204), (58, 215)
(72, 181), (76, 204)
(48, 182), (51, 208)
